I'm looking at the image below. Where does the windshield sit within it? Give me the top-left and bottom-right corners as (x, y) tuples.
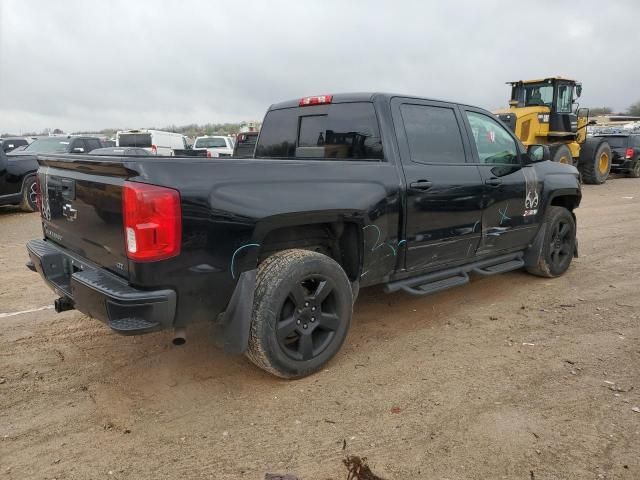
(195, 137), (227, 148)
(118, 133), (152, 148)
(23, 138), (71, 153)
(513, 82), (554, 108)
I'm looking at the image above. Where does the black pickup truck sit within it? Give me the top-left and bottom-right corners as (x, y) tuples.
(26, 93), (581, 378)
(1, 136), (104, 211)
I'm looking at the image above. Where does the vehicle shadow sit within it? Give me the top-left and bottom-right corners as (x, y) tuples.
(87, 268), (531, 397)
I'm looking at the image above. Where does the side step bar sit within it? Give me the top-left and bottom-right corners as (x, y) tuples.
(385, 253), (524, 297)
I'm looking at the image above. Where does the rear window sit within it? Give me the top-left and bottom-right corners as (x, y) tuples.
(118, 133), (152, 148)
(236, 133), (258, 146)
(600, 136), (628, 148)
(195, 137), (227, 148)
(255, 102), (384, 161)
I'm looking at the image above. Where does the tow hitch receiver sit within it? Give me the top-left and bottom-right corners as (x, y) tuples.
(54, 297), (74, 313)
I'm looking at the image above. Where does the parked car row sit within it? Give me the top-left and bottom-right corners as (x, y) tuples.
(114, 129), (241, 158)
(1, 127), (262, 212)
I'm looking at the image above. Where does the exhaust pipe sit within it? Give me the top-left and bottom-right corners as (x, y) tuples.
(54, 297), (74, 313)
(172, 327), (186, 346)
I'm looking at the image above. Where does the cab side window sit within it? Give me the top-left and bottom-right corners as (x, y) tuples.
(86, 139), (102, 152)
(400, 104), (466, 164)
(466, 112), (519, 165)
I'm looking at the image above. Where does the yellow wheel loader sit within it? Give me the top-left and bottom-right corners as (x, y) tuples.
(494, 77), (611, 184)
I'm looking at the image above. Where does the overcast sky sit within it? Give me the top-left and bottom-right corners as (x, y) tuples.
(0, 0), (639, 133)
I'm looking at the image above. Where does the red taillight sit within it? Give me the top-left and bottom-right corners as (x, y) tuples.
(35, 175), (42, 214)
(207, 151), (212, 158)
(299, 95), (333, 107)
(625, 148), (634, 159)
(151, 144), (158, 155)
(122, 182), (181, 261)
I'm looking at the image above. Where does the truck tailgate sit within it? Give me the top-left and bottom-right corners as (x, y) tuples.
(38, 155), (130, 278)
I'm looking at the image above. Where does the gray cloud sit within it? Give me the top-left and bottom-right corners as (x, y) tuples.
(1, 0), (638, 133)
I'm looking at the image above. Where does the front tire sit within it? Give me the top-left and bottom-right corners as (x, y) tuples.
(246, 249), (353, 379)
(19, 176), (37, 212)
(526, 206), (576, 278)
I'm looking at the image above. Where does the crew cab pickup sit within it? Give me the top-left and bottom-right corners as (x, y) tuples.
(26, 93), (581, 378)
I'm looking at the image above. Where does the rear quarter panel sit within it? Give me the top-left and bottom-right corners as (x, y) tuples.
(2, 154), (38, 196)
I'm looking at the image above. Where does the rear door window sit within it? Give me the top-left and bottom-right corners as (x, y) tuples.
(256, 102), (384, 161)
(71, 139), (88, 153)
(400, 104), (466, 164)
(119, 133), (152, 148)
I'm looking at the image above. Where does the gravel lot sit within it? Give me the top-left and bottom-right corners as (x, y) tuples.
(1, 178), (639, 480)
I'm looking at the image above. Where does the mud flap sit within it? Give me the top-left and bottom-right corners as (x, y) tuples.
(523, 223), (547, 269)
(211, 269), (256, 354)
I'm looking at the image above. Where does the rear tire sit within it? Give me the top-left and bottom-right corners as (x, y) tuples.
(246, 249), (353, 379)
(551, 145), (573, 165)
(526, 206), (576, 278)
(19, 176), (37, 212)
(579, 140), (611, 184)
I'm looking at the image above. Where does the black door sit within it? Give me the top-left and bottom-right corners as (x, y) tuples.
(460, 108), (540, 255)
(391, 98), (484, 272)
(549, 82), (578, 136)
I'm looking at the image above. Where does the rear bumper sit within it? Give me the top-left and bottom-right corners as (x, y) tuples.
(611, 159), (635, 171)
(26, 239), (176, 335)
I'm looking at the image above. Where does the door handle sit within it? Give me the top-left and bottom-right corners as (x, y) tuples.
(485, 177), (502, 186)
(410, 180), (433, 190)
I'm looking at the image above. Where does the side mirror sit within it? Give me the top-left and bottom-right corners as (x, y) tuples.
(72, 147), (85, 153)
(526, 144), (551, 164)
(576, 85), (582, 98)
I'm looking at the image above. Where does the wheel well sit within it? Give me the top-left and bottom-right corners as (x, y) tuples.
(550, 195), (580, 212)
(258, 222), (361, 281)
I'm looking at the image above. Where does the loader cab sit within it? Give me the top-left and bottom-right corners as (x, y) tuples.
(508, 78), (581, 139)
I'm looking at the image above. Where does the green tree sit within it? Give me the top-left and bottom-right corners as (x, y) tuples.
(628, 101), (640, 116)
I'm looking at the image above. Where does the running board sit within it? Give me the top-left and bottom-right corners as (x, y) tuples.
(385, 253), (524, 297)
(401, 273), (469, 296)
(472, 258), (524, 276)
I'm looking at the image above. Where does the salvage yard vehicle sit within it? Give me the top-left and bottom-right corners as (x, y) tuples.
(192, 135), (235, 157)
(26, 92), (581, 378)
(593, 133), (640, 177)
(1, 137), (30, 153)
(116, 129), (189, 156)
(1, 136), (103, 211)
(494, 77), (613, 184)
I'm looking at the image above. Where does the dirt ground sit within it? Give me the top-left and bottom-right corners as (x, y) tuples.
(1, 178), (639, 480)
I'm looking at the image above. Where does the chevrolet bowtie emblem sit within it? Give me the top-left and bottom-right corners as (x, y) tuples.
(62, 203), (78, 222)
